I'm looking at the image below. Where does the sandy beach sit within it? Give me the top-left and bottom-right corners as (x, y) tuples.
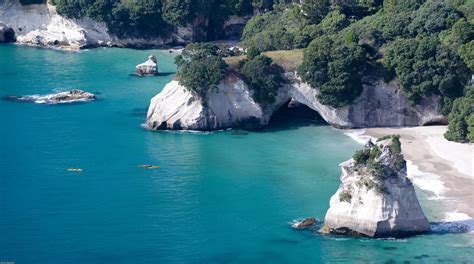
(346, 126), (473, 220)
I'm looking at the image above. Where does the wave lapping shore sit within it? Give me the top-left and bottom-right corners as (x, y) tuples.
(345, 126), (473, 223)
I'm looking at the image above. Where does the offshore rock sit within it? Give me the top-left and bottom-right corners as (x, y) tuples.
(321, 136), (430, 238)
(7, 89), (96, 104)
(136, 55), (158, 76)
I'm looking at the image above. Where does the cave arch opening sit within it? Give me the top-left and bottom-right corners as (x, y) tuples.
(266, 99), (327, 130)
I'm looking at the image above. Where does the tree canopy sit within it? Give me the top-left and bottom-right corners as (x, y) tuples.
(175, 43), (228, 98)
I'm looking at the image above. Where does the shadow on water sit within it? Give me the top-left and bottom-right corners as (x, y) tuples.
(260, 100), (328, 133)
(128, 72), (175, 78)
(129, 107), (148, 117)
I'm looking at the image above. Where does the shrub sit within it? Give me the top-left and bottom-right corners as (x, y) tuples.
(339, 190), (352, 203)
(384, 37), (470, 103)
(246, 46), (261, 60)
(175, 43), (228, 98)
(445, 86), (474, 143)
(459, 41), (474, 71)
(408, 0), (461, 36)
(298, 34), (366, 108)
(353, 148), (370, 164)
(240, 55), (283, 105)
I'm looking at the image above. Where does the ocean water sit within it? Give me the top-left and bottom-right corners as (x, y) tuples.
(0, 44), (473, 263)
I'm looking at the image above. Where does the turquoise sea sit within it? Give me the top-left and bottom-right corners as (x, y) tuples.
(0, 45), (473, 263)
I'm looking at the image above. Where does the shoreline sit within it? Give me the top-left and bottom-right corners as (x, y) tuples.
(345, 126), (473, 222)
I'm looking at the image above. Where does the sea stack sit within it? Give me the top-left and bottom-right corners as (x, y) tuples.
(0, 23), (15, 43)
(136, 54), (158, 76)
(322, 135), (430, 238)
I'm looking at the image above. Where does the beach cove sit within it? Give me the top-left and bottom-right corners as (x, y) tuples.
(0, 45), (473, 263)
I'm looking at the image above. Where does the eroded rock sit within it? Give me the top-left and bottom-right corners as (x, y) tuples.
(321, 136), (430, 238)
(136, 55), (158, 76)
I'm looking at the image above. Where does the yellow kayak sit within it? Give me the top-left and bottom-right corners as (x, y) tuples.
(67, 168), (83, 172)
(138, 164), (160, 169)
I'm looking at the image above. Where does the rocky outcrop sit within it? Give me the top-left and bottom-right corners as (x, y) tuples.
(321, 136), (430, 238)
(0, 1), (184, 49)
(146, 74), (269, 130)
(145, 73), (445, 131)
(0, 23), (15, 43)
(291, 217), (318, 229)
(0, 1), (112, 49)
(0, 1), (250, 49)
(6, 89), (96, 104)
(136, 55), (158, 76)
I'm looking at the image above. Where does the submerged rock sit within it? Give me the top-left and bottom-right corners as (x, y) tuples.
(7, 89), (96, 104)
(292, 217), (318, 229)
(145, 73), (444, 131)
(321, 136), (430, 238)
(0, 23), (15, 43)
(136, 55), (158, 76)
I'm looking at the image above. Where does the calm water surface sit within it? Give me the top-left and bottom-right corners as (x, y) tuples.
(0, 45), (472, 263)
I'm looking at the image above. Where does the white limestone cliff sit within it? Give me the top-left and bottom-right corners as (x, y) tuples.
(145, 73), (445, 130)
(321, 137), (430, 238)
(136, 55), (159, 76)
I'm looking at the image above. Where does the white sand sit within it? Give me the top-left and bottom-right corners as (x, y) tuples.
(345, 126), (474, 220)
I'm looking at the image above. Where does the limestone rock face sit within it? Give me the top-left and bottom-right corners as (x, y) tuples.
(136, 55), (158, 76)
(0, 1), (111, 49)
(0, 1), (185, 49)
(146, 75), (269, 130)
(0, 22), (15, 43)
(322, 137), (430, 238)
(145, 72), (445, 131)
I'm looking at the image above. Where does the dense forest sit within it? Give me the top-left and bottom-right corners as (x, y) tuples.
(19, 0), (474, 142)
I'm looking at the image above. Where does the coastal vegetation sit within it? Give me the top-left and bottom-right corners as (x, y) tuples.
(47, 0), (473, 142)
(444, 86), (474, 143)
(240, 54), (284, 105)
(175, 43), (227, 98)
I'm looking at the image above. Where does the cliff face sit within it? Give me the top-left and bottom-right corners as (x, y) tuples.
(0, 1), (112, 49)
(146, 75), (270, 130)
(146, 73), (445, 130)
(0, 1), (248, 49)
(322, 137), (430, 238)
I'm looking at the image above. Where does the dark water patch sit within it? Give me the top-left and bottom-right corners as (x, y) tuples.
(129, 107), (148, 117)
(414, 254), (430, 259)
(128, 71), (175, 78)
(383, 246), (398, 251)
(229, 129), (249, 137)
(265, 237), (300, 245)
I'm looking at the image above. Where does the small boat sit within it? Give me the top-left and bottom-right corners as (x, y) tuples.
(138, 164), (160, 169)
(67, 168), (83, 172)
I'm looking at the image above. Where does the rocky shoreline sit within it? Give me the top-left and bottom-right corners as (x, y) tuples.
(0, 1), (246, 50)
(145, 72), (446, 131)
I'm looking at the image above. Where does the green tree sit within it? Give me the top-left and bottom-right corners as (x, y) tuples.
(302, 0), (330, 24)
(240, 55), (283, 105)
(459, 40), (474, 70)
(445, 86), (474, 143)
(298, 35), (366, 108)
(162, 0), (192, 27)
(175, 43), (228, 98)
(384, 37), (469, 103)
(408, 0), (461, 36)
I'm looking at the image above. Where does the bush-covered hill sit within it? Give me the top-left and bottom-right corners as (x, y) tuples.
(239, 0), (473, 142)
(36, 0), (473, 142)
